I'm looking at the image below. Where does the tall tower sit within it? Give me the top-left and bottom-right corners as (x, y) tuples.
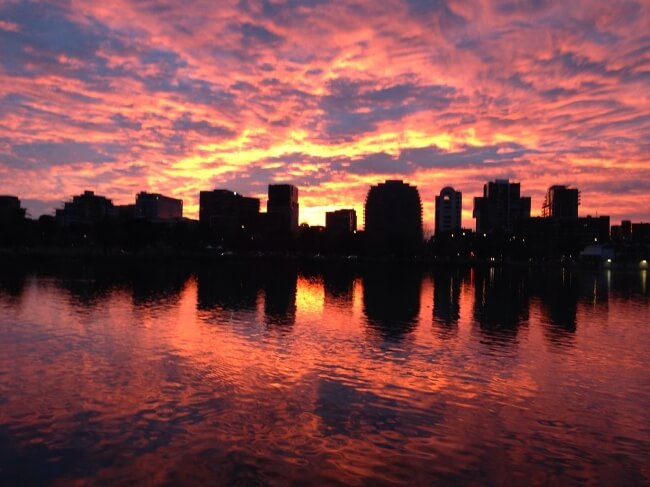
(473, 179), (531, 235)
(542, 185), (579, 219)
(364, 180), (423, 254)
(268, 184), (299, 235)
(435, 186), (462, 235)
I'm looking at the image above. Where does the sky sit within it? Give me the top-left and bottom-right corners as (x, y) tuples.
(0, 0), (649, 229)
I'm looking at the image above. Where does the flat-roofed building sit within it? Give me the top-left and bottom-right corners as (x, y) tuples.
(473, 179), (531, 235)
(56, 190), (116, 226)
(135, 192), (183, 220)
(542, 185), (579, 219)
(199, 189), (260, 243)
(268, 184), (299, 235)
(326, 209), (357, 236)
(0, 196), (26, 222)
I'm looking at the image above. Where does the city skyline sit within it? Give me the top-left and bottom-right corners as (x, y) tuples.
(1, 1), (649, 228)
(3, 175), (648, 231)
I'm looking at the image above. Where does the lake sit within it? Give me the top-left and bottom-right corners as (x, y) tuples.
(1, 261), (649, 485)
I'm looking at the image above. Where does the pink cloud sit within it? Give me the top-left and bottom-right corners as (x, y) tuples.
(0, 0), (648, 227)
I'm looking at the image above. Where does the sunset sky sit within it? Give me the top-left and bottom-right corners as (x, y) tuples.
(1, 0), (648, 228)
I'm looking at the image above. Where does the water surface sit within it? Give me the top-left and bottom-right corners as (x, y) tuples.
(1, 262), (649, 485)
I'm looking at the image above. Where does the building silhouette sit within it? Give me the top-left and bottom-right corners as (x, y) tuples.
(473, 267), (530, 345)
(575, 216), (610, 244)
(197, 262), (261, 313)
(264, 263), (298, 327)
(135, 192), (183, 221)
(325, 209), (357, 236)
(473, 179), (531, 235)
(542, 185), (579, 219)
(630, 222), (650, 243)
(365, 180), (423, 255)
(0, 196), (27, 246)
(432, 269), (463, 328)
(199, 189), (260, 244)
(56, 190), (117, 226)
(617, 220), (633, 240)
(0, 196), (26, 222)
(611, 220), (650, 243)
(435, 186), (462, 235)
(522, 184), (609, 257)
(267, 184), (299, 235)
(362, 268), (422, 341)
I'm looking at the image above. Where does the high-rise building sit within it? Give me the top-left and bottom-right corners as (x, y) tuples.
(542, 185), (579, 219)
(435, 186), (462, 235)
(199, 189), (260, 241)
(473, 179), (531, 235)
(364, 180), (422, 254)
(56, 190), (117, 226)
(0, 196), (27, 246)
(0, 196), (26, 222)
(575, 216), (610, 245)
(135, 192), (183, 220)
(611, 219), (645, 243)
(325, 209), (357, 236)
(267, 184), (299, 235)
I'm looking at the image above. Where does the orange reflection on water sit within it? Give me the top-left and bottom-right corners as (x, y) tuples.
(0, 265), (648, 485)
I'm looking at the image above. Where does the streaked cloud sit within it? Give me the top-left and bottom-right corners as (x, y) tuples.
(0, 0), (648, 226)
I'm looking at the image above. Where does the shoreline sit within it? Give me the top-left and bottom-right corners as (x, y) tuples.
(0, 247), (646, 272)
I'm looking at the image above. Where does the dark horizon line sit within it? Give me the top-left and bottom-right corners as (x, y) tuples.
(1, 179), (649, 225)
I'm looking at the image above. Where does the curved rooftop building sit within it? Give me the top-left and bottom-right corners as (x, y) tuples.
(435, 186), (462, 235)
(364, 180), (423, 255)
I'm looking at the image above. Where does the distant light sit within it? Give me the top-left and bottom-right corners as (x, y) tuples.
(607, 259), (612, 263)
(594, 237), (598, 242)
(234, 192), (237, 195)
(462, 232), (466, 236)
(483, 233), (487, 237)
(641, 260), (648, 265)
(241, 225), (245, 229)
(451, 233), (455, 238)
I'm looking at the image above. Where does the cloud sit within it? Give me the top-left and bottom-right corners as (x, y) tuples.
(348, 143), (535, 175)
(0, 0), (647, 226)
(8, 141), (119, 166)
(172, 115), (236, 138)
(319, 78), (458, 139)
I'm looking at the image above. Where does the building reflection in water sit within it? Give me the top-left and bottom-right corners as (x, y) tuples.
(56, 272), (119, 308)
(532, 269), (579, 346)
(50, 264), (191, 311)
(608, 270), (650, 300)
(1, 263), (650, 485)
(362, 267), (422, 342)
(195, 262), (307, 331)
(576, 270), (609, 307)
(323, 265), (355, 308)
(197, 262), (261, 313)
(473, 267), (530, 345)
(432, 268), (469, 339)
(130, 266), (191, 307)
(0, 268), (27, 304)
(263, 263), (298, 328)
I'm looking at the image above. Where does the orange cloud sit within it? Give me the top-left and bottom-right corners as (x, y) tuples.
(0, 0), (648, 227)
